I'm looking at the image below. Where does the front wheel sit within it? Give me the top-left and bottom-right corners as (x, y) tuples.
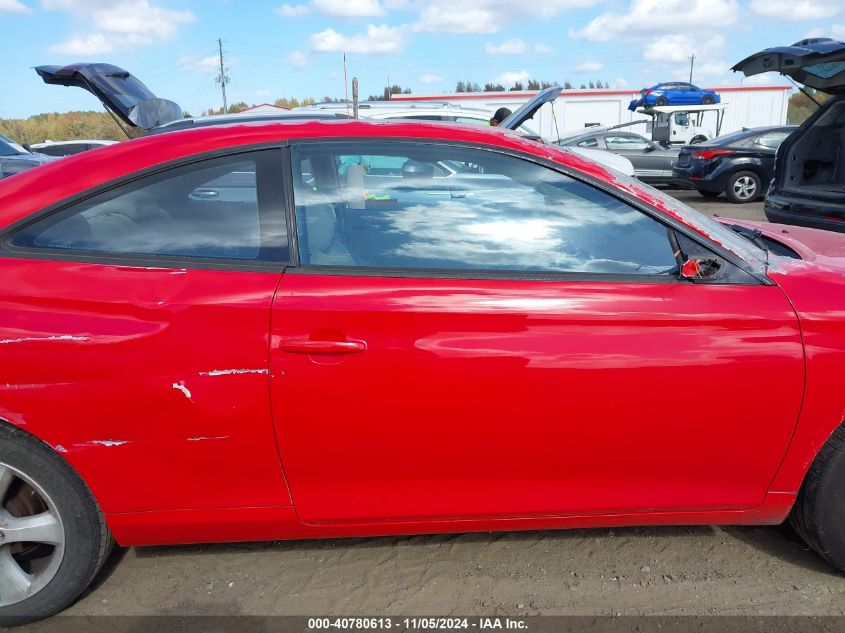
(0, 425), (112, 626)
(725, 170), (762, 203)
(701, 95), (714, 104)
(790, 424), (845, 572)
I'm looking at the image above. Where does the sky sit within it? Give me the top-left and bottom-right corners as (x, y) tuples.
(1, 0), (841, 119)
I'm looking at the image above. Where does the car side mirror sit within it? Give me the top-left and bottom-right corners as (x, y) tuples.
(644, 142), (659, 153)
(680, 257), (722, 280)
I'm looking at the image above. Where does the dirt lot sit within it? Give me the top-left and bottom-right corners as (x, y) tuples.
(37, 192), (845, 620)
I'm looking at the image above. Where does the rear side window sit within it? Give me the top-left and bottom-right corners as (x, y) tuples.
(11, 150), (288, 263)
(290, 142), (678, 276)
(754, 131), (792, 149)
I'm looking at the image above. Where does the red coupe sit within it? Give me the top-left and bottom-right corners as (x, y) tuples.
(1, 118), (845, 623)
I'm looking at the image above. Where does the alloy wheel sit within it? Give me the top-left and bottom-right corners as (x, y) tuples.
(0, 462), (65, 608)
(732, 175), (757, 200)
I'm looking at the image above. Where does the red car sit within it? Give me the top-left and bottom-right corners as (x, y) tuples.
(1, 118), (845, 624)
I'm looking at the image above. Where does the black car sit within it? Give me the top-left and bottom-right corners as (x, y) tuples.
(672, 126), (796, 203)
(555, 130), (679, 186)
(733, 38), (845, 231)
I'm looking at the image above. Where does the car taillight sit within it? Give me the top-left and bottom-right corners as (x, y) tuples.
(692, 149), (734, 160)
(643, 89), (652, 95)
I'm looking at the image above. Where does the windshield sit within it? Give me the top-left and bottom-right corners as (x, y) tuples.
(0, 134), (27, 156)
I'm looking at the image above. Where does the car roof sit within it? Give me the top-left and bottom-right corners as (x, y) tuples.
(699, 125), (797, 146)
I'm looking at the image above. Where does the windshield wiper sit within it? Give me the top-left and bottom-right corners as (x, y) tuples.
(726, 223), (770, 259)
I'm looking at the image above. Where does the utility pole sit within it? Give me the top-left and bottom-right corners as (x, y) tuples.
(352, 77), (359, 119)
(216, 38), (229, 113)
(688, 54), (695, 84)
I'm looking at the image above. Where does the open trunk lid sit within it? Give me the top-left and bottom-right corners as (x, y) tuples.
(499, 85), (562, 131)
(35, 63), (183, 130)
(732, 39), (845, 94)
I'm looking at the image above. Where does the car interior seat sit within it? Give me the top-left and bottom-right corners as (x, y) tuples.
(303, 202), (355, 266)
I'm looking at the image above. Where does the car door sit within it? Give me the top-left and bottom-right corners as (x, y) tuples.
(269, 139), (804, 524)
(603, 133), (670, 180)
(0, 149), (293, 514)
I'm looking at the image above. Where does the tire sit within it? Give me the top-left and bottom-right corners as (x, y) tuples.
(701, 95), (714, 105)
(725, 170), (762, 204)
(654, 97), (668, 107)
(0, 424), (112, 626)
(690, 136), (707, 145)
(790, 423), (845, 572)
(697, 189), (720, 198)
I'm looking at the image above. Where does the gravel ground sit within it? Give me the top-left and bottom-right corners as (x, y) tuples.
(26, 191), (845, 622)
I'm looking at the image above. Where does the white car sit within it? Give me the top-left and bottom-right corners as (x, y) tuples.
(29, 139), (117, 157)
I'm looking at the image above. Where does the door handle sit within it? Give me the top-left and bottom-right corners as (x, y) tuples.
(279, 338), (367, 354)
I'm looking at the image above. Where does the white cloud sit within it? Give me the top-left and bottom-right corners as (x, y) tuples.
(643, 33), (724, 63)
(485, 38), (526, 54)
(310, 24), (405, 54)
(572, 0), (738, 42)
(179, 55), (221, 74)
(613, 77), (629, 88)
(49, 33), (113, 55)
(534, 43), (553, 54)
(575, 60), (603, 73)
(495, 70), (531, 87)
(312, 0), (384, 17)
(45, 0), (195, 55)
(288, 50), (308, 68)
(750, 0), (841, 20)
(275, 3), (309, 16)
(420, 72), (444, 84)
(416, 0), (600, 34)
(0, 0), (28, 13)
(806, 24), (845, 39)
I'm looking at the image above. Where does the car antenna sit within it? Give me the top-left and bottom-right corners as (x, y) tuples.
(788, 77), (823, 108)
(78, 74), (133, 140)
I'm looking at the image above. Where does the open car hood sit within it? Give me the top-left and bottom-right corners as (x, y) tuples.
(499, 85), (562, 131)
(732, 39), (845, 94)
(35, 63), (183, 130)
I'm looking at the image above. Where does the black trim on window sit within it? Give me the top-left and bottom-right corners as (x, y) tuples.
(0, 143), (291, 273)
(286, 137), (771, 286)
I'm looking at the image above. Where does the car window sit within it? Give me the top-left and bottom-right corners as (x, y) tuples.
(0, 134), (27, 156)
(576, 137), (599, 148)
(673, 113), (690, 126)
(291, 142), (678, 276)
(605, 135), (650, 150)
(754, 131), (792, 149)
(11, 150), (288, 263)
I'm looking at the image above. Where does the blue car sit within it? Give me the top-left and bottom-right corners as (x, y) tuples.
(628, 82), (720, 111)
(0, 134), (55, 179)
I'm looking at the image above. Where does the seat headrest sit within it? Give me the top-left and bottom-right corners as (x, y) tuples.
(306, 203), (337, 254)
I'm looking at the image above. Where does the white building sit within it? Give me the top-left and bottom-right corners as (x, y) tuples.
(390, 86), (792, 140)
